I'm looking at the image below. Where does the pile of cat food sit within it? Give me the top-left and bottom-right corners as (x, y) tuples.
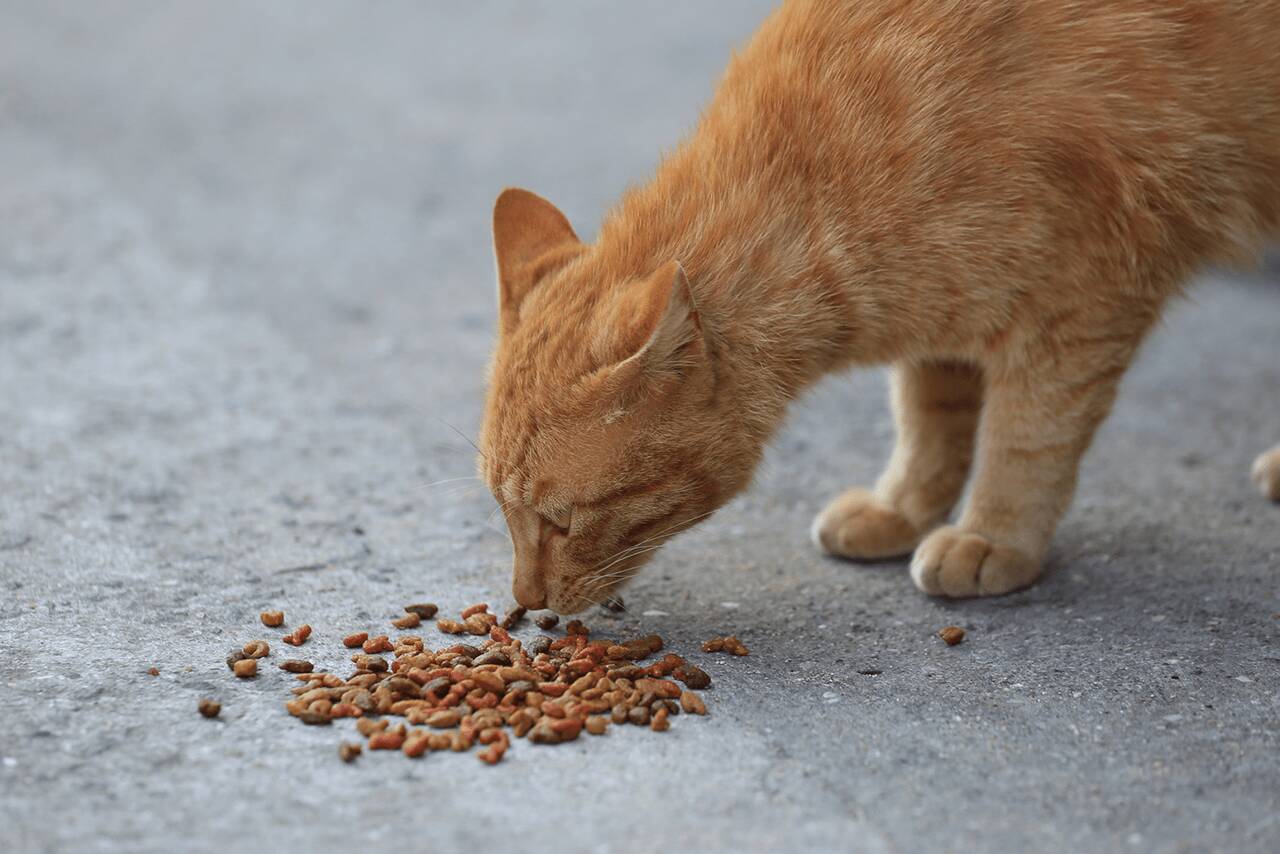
(210, 603), (748, 764)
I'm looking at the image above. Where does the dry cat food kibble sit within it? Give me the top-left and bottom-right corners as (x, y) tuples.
(702, 635), (749, 656)
(391, 613), (421, 630)
(282, 624), (312, 647)
(260, 610), (285, 627)
(233, 658), (257, 678)
(198, 698), (221, 718)
(500, 606), (526, 630)
(534, 614), (559, 630)
(246, 605), (731, 764)
(242, 640), (270, 659)
(404, 603), (439, 619)
(147, 667), (160, 676)
(938, 626), (966, 646)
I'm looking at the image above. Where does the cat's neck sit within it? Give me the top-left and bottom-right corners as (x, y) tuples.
(593, 141), (877, 440)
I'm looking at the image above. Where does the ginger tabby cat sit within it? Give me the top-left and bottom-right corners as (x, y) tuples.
(479, 0), (1280, 612)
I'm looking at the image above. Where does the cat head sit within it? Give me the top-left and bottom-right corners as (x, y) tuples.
(478, 188), (752, 613)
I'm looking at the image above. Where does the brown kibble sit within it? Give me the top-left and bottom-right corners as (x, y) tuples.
(404, 603), (439, 619)
(233, 658), (258, 678)
(362, 634), (393, 653)
(343, 632), (369, 648)
(603, 596), (626, 613)
(585, 716), (609, 735)
(282, 624), (312, 647)
(147, 667), (160, 677)
(242, 640), (270, 659)
(463, 614), (493, 636)
(565, 619), (589, 636)
(355, 717), (389, 738)
(427, 709), (462, 728)
(680, 690), (707, 715)
(500, 606), (527, 630)
(436, 618), (466, 635)
(477, 742), (506, 764)
(368, 731), (406, 750)
(226, 650), (248, 670)
(651, 707), (670, 732)
(260, 610), (285, 627)
(534, 614), (559, 631)
(402, 732), (431, 758)
(338, 741), (362, 763)
(391, 612), (421, 629)
(460, 603), (490, 619)
(198, 698), (221, 718)
(673, 664), (711, 689)
(702, 635), (748, 656)
(280, 659), (314, 673)
(938, 626), (965, 646)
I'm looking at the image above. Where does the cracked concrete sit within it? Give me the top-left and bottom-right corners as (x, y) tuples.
(1, 3), (1277, 853)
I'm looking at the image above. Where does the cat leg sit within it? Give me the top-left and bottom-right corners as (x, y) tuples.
(1253, 445), (1280, 501)
(911, 333), (1142, 598)
(813, 360), (983, 559)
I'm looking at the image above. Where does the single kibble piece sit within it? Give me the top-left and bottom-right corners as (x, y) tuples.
(260, 610), (285, 627)
(233, 658), (258, 678)
(534, 614), (559, 631)
(404, 603), (438, 619)
(673, 664), (711, 690)
(282, 624), (312, 647)
(436, 618), (466, 635)
(391, 613), (420, 630)
(198, 698), (221, 718)
(355, 717), (389, 738)
(938, 626), (965, 646)
(585, 716), (609, 735)
(338, 742), (362, 763)
(147, 667), (160, 677)
(500, 606), (527, 630)
(280, 659), (314, 673)
(603, 596), (626, 613)
(242, 640), (270, 659)
(343, 632), (369, 648)
(702, 635), (748, 656)
(651, 707), (670, 732)
(368, 731), (406, 750)
(680, 690), (707, 715)
(362, 634), (393, 653)
(565, 619), (589, 636)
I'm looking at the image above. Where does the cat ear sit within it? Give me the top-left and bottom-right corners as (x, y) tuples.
(492, 188), (581, 325)
(605, 261), (706, 384)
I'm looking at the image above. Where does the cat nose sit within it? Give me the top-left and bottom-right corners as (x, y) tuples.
(512, 568), (547, 610)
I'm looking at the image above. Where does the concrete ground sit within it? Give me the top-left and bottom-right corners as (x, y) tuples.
(1, 3), (1277, 852)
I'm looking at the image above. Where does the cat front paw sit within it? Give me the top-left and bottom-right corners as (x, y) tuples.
(1251, 447), (1280, 502)
(811, 488), (922, 560)
(909, 525), (1041, 598)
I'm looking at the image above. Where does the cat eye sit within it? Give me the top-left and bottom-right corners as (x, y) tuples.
(542, 508), (573, 537)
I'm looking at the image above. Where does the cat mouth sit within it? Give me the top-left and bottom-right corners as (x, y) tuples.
(551, 550), (656, 614)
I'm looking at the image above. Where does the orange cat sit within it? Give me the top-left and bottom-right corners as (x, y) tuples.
(479, 0), (1280, 612)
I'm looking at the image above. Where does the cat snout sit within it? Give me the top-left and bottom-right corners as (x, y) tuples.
(512, 568), (547, 610)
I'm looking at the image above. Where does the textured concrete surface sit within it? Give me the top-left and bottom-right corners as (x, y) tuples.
(1, 3), (1277, 853)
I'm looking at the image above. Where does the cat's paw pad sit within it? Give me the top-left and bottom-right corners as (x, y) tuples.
(1251, 447), (1280, 502)
(910, 526), (1041, 598)
(811, 488), (921, 560)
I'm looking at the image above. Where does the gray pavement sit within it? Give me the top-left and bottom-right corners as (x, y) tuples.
(1, 3), (1277, 852)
